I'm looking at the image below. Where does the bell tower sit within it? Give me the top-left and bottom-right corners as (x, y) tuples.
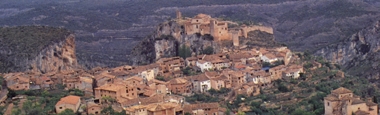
(176, 10), (182, 21)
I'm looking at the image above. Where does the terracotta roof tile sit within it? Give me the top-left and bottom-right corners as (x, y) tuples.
(168, 78), (189, 84)
(95, 84), (125, 92)
(324, 94), (339, 101)
(55, 95), (80, 106)
(331, 87), (353, 94)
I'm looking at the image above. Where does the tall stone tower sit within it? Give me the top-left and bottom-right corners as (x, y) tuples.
(210, 20), (218, 40)
(232, 31), (239, 47)
(176, 10), (182, 21)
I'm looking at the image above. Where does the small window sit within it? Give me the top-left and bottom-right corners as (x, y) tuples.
(358, 107), (360, 110)
(59, 107), (62, 109)
(327, 102), (330, 106)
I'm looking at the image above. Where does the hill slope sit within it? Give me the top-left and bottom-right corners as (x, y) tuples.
(0, 26), (78, 73)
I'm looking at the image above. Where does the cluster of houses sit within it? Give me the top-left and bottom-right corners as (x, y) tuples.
(2, 46), (306, 115)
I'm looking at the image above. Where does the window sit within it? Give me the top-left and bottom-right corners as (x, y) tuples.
(196, 20), (198, 22)
(327, 102), (330, 106)
(59, 107), (62, 109)
(358, 107), (360, 110)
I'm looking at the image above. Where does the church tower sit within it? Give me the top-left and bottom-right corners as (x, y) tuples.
(210, 20), (219, 40)
(176, 10), (182, 21)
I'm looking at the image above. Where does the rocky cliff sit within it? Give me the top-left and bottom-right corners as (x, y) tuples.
(315, 20), (380, 78)
(0, 26), (79, 73)
(130, 21), (224, 65)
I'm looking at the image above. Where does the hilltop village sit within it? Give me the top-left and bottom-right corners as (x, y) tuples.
(0, 13), (378, 115)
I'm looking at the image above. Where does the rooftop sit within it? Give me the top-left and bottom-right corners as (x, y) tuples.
(55, 95), (80, 106)
(95, 84), (125, 92)
(331, 87), (353, 94)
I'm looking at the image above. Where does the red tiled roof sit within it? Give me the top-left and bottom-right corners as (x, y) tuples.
(55, 95), (80, 106)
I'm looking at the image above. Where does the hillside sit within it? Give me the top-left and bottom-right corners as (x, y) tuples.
(0, 0), (380, 69)
(0, 26), (78, 73)
(316, 20), (380, 79)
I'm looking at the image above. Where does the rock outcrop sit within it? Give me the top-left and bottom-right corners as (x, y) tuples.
(29, 34), (78, 73)
(315, 20), (380, 78)
(131, 21), (222, 65)
(0, 26), (79, 73)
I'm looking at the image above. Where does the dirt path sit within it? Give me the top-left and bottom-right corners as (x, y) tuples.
(4, 103), (13, 115)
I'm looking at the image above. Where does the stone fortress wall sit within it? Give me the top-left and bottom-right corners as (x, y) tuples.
(174, 10), (274, 44)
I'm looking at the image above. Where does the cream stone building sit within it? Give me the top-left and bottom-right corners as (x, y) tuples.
(324, 87), (378, 115)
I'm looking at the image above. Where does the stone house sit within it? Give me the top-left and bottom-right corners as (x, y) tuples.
(39, 76), (54, 89)
(324, 87), (378, 115)
(191, 74), (211, 93)
(185, 56), (198, 67)
(183, 103), (221, 115)
(86, 102), (102, 115)
(269, 65), (286, 80)
(261, 53), (278, 63)
(123, 76), (144, 86)
(209, 76), (227, 90)
(94, 71), (115, 87)
(136, 64), (160, 82)
(63, 76), (80, 89)
(235, 82), (260, 96)
(247, 70), (271, 85)
(211, 59), (231, 70)
(156, 57), (185, 74)
(167, 77), (192, 94)
(282, 65), (304, 79)
(223, 70), (246, 87)
(4, 73), (30, 90)
(78, 76), (94, 95)
(55, 95), (81, 113)
(94, 83), (138, 102)
(229, 52), (254, 64)
(125, 102), (178, 115)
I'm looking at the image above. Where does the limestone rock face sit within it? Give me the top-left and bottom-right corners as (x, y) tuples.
(29, 34), (79, 73)
(315, 20), (380, 77)
(0, 26), (79, 73)
(131, 21), (221, 65)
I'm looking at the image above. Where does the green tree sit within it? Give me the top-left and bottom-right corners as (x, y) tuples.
(102, 96), (116, 103)
(203, 46), (214, 55)
(101, 106), (126, 115)
(178, 45), (192, 59)
(58, 109), (75, 115)
(11, 108), (22, 115)
(237, 111), (246, 115)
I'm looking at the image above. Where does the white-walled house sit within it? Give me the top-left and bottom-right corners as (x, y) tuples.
(283, 65), (304, 79)
(191, 74), (211, 93)
(196, 60), (213, 72)
(261, 53), (278, 63)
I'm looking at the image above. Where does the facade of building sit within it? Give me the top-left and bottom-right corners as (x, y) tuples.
(167, 77), (192, 94)
(324, 87), (378, 115)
